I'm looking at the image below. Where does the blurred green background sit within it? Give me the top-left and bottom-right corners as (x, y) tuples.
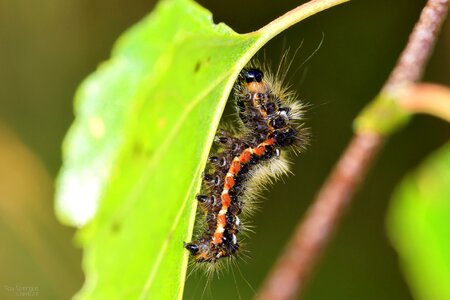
(0, 0), (448, 299)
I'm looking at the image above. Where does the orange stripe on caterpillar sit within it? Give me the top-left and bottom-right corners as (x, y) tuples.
(213, 232), (223, 244)
(211, 138), (277, 245)
(220, 191), (231, 208)
(224, 174), (235, 190)
(217, 214), (226, 227)
(239, 149), (252, 163)
(253, 138), (275, 156)
(230, 158), (241, 174)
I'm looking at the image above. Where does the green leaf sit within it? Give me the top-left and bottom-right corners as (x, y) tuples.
(387, 142), (450, 300)
(55, 0), (349, 299)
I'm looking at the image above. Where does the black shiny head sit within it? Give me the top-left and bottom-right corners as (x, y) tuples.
(244, 69), (263, 83)
(184, 242), (199, 255)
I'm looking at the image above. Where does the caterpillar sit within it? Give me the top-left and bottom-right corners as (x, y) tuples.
(184, 60), (308, 267)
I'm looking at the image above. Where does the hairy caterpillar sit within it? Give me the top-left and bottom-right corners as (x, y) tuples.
(184, 60), (308, 268)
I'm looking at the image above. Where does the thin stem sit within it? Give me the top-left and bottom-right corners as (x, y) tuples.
(256, 1), (449, 299)
(258, 134), (383, 300)
(399, 83), (450, 123)
(384, 0), (449, 95)
(256, 0), (350, 43)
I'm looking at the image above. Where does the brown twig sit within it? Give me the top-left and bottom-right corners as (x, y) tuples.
(258, 133), (383, 300)
(384, 0), (449, 95)
(399, 83), (450, 123)
(256, 1), (449, 299)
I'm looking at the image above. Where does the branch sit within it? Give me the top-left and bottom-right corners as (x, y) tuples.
(256, 1), (449, 299)
(383, 0), (449, 94)
(399, 83), (450, 123)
